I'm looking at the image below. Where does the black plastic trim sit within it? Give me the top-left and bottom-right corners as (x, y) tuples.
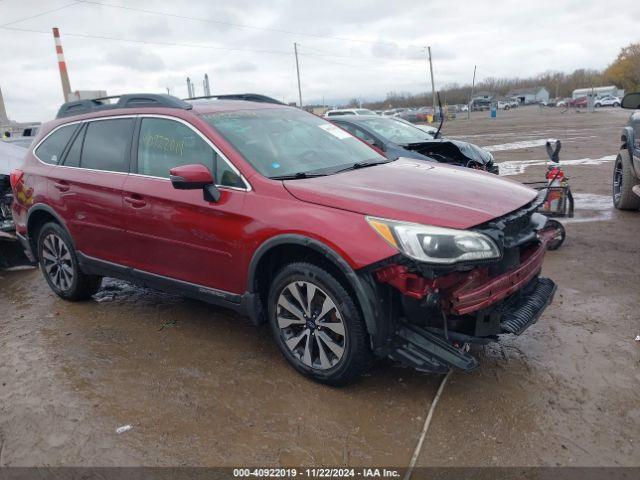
(390, 323), (479, 373)
(76, 252), (245, 310)
(25, 203), (75, 259)
(246, 234), (386, 347)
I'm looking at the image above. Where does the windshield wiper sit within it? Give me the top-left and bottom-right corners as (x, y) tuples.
(332, 159), (392, 174)
(270, 172), (327, 180)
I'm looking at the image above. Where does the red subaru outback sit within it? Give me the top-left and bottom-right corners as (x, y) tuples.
(11, 94), (556, 385)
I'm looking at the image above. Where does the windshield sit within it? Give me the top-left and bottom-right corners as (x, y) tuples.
(202, 108), (385, 178)
(357, 117), (433, 144)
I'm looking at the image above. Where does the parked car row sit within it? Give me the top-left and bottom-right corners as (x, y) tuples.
(540, 96), (622, 108)
(9, 93), (556, 385)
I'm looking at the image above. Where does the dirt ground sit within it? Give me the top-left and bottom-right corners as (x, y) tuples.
(0, 106), (638, 468)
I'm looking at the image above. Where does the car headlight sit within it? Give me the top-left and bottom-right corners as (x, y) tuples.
(367, 216), (501, 264)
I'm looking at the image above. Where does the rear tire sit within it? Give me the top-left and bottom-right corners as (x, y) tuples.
(613, 151), (640, 210)
(37, 222), (102, 300)
(268, 262), (372, 386)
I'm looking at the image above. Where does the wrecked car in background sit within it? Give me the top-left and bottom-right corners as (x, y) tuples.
(1, 141), (34, 268)
(330, 114), (498, 172)
(13, 93), (555, 385)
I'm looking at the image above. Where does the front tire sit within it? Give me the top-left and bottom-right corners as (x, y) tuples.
(37, 222), (102, 300)
(613, 151), (640, 210)
(268, 262), (372, 385)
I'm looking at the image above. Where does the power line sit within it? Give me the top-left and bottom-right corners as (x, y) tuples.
(78, 0), (423, 50)
(0, 25), (296, 56)
(0, 1), (81, 27)
(0, 26), (418, 63)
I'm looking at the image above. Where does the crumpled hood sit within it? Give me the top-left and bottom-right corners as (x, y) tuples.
(283, 159), (537, 229)
(403, 139), (494, 165)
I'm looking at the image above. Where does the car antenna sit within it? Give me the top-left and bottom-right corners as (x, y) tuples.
(434, 91), (444, 139)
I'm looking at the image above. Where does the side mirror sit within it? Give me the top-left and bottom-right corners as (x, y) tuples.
(169, 164), (221, 202)
(169, 164), (213, 189)
(621, 92), (640, 110)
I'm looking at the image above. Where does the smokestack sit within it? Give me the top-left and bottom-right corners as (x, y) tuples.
(52, 27), (72, 102)
(0, 86), (8, 124)
(204, 74), (211, 97)
(186, 77), (193, 98)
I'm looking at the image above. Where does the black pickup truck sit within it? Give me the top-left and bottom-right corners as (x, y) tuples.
(614, 92), (640, 210)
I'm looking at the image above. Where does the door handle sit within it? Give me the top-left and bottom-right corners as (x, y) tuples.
(53, 181), (70, 192)
(124, 195), (147, 208)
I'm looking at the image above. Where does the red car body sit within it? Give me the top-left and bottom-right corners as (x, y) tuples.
(11, 96), (556, 382)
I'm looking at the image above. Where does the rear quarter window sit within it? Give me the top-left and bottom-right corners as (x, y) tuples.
(34, 124), (78, 164)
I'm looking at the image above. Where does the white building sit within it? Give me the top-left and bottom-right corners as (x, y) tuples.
(67, 90), (108, 101)
(508, 86), (550, 104)
(571, 85), (624, 100)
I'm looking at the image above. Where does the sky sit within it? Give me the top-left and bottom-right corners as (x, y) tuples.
(1, 0), (639, 122)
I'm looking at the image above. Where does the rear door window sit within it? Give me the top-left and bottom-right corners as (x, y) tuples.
(35, 124), (78, 164)
(81, 118), (134, 173)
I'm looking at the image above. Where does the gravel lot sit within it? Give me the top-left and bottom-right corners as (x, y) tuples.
(1, 105), (638, 468)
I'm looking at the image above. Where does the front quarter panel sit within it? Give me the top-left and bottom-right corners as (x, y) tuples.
(241, 181), (398, 273)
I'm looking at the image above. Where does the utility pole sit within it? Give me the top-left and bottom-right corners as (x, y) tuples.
(294, 42), (303, 109)
(468, 65), (477, 120)
(428, 46), (436, 113)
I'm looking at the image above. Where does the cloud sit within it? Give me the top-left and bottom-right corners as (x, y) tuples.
(104, 47), (166, 72)
(220, 61), (258, 73)
(0, 0), (637, 120)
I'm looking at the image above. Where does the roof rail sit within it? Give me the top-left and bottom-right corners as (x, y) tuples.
(56, 94), (193, 119)
(184, 93), (284, 105)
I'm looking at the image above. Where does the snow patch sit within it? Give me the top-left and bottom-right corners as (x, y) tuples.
(498, 155), (616, 176)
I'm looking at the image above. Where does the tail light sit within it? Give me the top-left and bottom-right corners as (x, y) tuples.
(10, 169), (24, 190)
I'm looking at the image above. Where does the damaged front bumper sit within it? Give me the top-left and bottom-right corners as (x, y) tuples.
(365, 193), (556, 373)
(389, 276), (556, 373)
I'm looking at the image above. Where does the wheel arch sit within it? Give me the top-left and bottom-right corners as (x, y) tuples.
(26, 204), (72, 260)
(246, 234), (380, 339)
(620, 126), (634, 151)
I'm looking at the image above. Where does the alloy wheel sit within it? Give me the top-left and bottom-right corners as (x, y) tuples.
(276, 281), (346, 370)
(41, 233), (74, 291)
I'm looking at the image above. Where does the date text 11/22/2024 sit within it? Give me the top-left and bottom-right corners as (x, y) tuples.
(233, 468), (401, 478)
